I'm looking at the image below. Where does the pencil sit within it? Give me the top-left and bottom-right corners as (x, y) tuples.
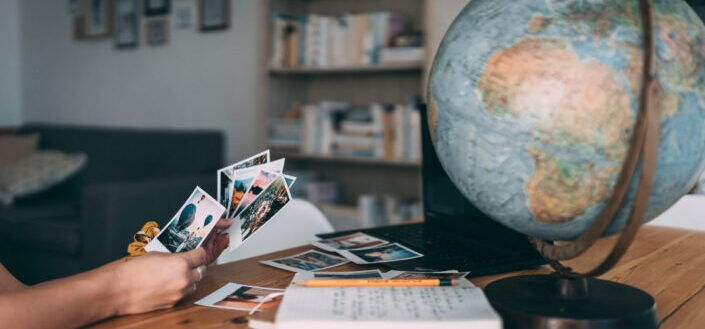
(293, 279), (458, 287)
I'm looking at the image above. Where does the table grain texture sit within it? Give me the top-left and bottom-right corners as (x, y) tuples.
(86, 226), (705, 329)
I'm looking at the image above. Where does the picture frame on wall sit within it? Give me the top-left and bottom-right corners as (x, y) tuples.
(199, 0), (230, 31)
(144, 0), (170, 16)
(113, 0), (139, 48)
(146, 19), (169, 45)
(74, 0), (112, 39)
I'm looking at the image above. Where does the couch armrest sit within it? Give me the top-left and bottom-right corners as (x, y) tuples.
(80, 175), (216, 268)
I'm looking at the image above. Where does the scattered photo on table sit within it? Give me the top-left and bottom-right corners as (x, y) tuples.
(338, 243), (423, 264)
(391, 271), (469, 280)
(312, 232), (388, 252)
(145, 187), (225, 253)
(238, 175), (291, 241)
(231, 170), (278, 218)
(196, 283), (284, 312)
(260, 250), (349, 273)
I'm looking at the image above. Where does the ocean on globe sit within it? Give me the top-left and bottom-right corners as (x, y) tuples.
(428, 0), (705, 241)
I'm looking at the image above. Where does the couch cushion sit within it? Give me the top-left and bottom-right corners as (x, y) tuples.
(0, 198), (82, 256)
(0, 151), (88, 205)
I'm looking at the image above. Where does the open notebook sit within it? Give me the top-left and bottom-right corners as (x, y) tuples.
(250, 273), (501, 329)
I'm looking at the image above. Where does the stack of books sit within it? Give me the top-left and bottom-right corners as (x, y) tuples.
(268, 119), (302, 149)
(298, 99), (422, 161)
(271, 11), (423, 68)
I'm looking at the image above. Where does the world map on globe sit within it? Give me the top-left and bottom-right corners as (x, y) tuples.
(428, 0), (705, 241)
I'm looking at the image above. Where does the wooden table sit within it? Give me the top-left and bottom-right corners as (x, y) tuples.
(88, 226), (705, 329)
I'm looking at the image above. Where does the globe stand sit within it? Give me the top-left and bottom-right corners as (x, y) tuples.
(485, 275), (659, 329)
(483, 0), (665, 328)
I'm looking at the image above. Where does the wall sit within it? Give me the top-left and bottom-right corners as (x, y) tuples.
(0, 0), (22, 127)
(423, 0), (471, 97)
(20, 0), (262, 161)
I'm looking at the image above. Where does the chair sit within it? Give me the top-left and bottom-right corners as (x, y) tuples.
(647, 194), (705, 231)
(216, 199), (334, 264)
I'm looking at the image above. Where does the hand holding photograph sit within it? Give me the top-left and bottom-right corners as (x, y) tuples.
(144, 187), (225, 253)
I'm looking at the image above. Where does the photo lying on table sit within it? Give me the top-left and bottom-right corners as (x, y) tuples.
(338, 243), (423, 264)
(196, 283), (284, 311)
(227, 159), (285, 217)
(217, 149), (270, 205)
(145, 187), (225, 253)
(260, 250), (349, 273)
(312, 232), (388, 252)
(237, 175), (291, 241)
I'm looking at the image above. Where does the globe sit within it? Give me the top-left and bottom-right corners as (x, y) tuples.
(428, 0), (705, 241)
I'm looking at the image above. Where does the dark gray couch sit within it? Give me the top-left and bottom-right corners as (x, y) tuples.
(0, 124), (224, 284)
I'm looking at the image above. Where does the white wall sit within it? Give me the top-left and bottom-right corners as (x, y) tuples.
(0, 0), (23, 127)
(20, 0), (262, 161)
(423, 0), (471, 96)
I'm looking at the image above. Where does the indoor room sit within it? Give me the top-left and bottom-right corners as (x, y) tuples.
(1, 0), (705, 328)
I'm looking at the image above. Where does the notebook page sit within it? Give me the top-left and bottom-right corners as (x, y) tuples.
(275, 285), (500, 329)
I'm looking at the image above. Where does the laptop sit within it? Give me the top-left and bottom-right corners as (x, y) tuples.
(317, 104), (546, 276)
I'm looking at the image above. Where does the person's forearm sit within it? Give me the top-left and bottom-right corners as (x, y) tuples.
(0, 266), (123, 329)
(0, 264), (27, 292)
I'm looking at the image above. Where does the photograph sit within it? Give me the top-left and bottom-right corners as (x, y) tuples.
(144, 0), (170, 16)
(260, 250), (349, 273)
(217, 150), (270, 207)
(391, 271), (470, 280)
(146, 19), (169, 45)
(196, 283), (284, 311)
(284, 174), (297, 188)
(232, 170), (278, 217)
(199, 0), (230, 31)
(339, 243), (423, 264)
(312, 232), (388, 252)
(113, 0), (139, 48)
(145, 187), (225, 253)
(74, 0), (112, 39)
(238, 175), (291, 241)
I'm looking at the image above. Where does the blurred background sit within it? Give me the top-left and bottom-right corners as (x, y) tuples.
(0, 0), (704, 283)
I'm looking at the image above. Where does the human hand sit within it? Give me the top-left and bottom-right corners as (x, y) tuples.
(202, 217), (234, 264)
(112, 248), (207, 315)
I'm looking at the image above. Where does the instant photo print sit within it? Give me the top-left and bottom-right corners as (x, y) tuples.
(145, 187), (226, 253)
(217, 150), (271, 206)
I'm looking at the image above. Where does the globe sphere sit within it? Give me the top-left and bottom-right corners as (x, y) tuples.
(428, 0), (705, 241)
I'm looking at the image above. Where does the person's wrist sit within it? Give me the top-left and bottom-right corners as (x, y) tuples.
(106, 260), (131, 317)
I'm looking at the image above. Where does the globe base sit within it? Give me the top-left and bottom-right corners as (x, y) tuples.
(485, 274), (659, 329)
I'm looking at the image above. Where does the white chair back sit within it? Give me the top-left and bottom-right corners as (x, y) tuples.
(216, 198), (334, 265)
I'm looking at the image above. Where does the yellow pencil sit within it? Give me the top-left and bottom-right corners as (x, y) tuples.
(293, 279), (458, 287)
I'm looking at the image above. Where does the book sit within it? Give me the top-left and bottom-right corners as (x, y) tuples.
(271, 274), (501, 329)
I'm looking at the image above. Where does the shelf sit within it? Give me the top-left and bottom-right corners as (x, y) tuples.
(272, 150), (421, 168)
(268, 62), (424, 75)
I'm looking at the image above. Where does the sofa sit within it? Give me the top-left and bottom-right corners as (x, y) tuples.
(0, 124), (224, 284)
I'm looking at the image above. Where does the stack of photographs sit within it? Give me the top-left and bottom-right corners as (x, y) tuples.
(143, 149), (296, 255)
(216, 150), (297, 251)
(312, 232), (424, 265)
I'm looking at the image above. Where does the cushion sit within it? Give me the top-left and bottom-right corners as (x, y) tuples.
(0, 134), (39, 168)
(0, 151), (88, 206)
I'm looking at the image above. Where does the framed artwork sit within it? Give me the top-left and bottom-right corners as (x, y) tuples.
(113, 0), (139, 48)
(66, 0), (81, 16)
(74, 0), (112, 39)
(174, 1), (194, 29)
(146, 19), (169, 45)
(199, 0), (230, 31)
(144, 0), (170, 16)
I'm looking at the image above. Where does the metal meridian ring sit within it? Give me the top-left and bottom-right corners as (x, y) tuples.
(528, 0), (662, 278)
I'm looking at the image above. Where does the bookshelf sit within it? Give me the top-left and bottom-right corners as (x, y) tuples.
(258, 0), (428, 228)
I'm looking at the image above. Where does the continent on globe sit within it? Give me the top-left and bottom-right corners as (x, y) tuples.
(428, 0), (705, 241)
